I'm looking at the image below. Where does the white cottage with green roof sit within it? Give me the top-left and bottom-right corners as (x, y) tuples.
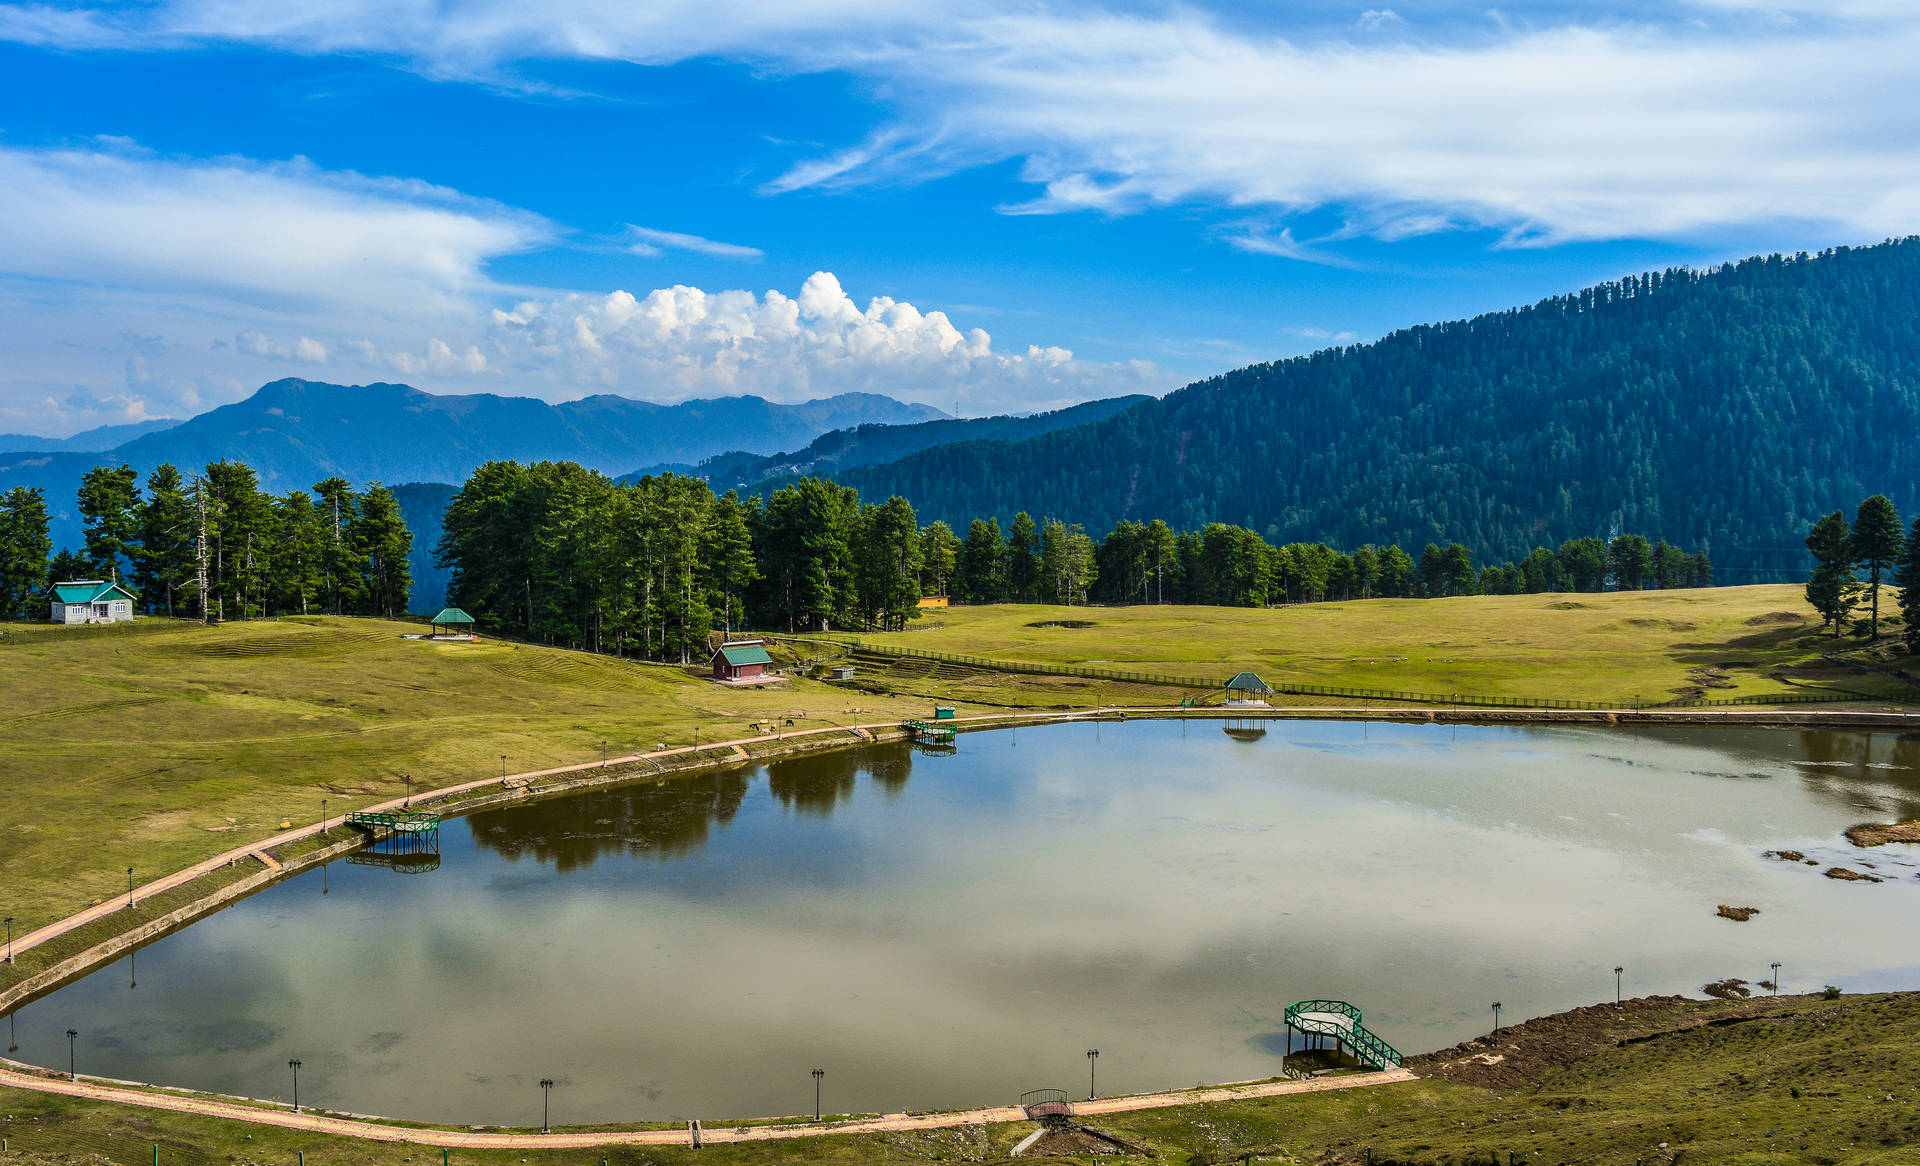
(49, 579), (139, 625)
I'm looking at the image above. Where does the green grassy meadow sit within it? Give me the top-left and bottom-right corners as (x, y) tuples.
(862, 584), (1909, 706)
(0, 616), (933, 934)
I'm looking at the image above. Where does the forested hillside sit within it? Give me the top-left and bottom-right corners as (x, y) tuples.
(839, 240), (1920, 578)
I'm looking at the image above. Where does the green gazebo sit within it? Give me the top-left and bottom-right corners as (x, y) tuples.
(1223, 671), (1273, 701)
(429, 607), (476, 637)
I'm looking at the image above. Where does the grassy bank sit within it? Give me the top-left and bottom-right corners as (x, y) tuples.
(860, 584), (1914, 706)
(4, 992), (1917, 1164)
(0, 616), (938, 938)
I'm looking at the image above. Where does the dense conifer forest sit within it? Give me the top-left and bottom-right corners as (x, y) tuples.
(838, 240), (1920, 579)
(0, 465), (411, 621)
(429, 462), (1707, 658)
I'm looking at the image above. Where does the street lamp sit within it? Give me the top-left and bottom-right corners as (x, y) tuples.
(602, 739), (607, 765)
(321, 799), (329, 836)
(405, 774), (412, 807)
(66, 1029), (77, 1081)
(1491, 1002), (1502, 1036)
(1614, 966), (1624, 1006)
(540, 1078), (555, 1133)
(1771, 962), (1782, 996)
(501, 755), (508, 780)
(1087, 1049), (1099, 1100)
(4, 915), (13, 963)
(289, 1058), (302, 1113)
(812, 1068), (825, 1121)
(127, 868), (135, 910)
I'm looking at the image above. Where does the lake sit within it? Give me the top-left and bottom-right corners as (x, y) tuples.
(9, 718), (1920, 1126)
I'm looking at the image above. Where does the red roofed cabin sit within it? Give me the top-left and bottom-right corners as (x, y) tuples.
(712, 639), (773, 682)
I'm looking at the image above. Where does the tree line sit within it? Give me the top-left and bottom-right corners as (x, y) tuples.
(435, 460), (1714, 660)
(1803, 493), (1920, 647)
(838, 240), (1920, 582)
(0, 464), (412, 621)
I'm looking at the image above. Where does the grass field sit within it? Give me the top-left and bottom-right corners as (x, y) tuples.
(0, 616), (936, 935)
(861, 584), (1912, 706)
(4, 991), (1917, 1164)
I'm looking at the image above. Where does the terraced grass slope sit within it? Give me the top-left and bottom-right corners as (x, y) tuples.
(857, 585), (1912, 706)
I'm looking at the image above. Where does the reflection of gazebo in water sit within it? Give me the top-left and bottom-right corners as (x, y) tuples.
(428, 607), (476, 640)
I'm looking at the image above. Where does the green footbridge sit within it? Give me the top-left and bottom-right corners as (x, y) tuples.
(344, 809), (442, 855)
(1283, 999), (1403, 1070)
(901, 719), (956, 745)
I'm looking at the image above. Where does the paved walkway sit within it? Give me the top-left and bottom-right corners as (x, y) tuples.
(0, 1062), (1415, 1148)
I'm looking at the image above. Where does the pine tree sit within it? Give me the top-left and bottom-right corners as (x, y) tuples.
(1896, 516), (1920, 652)
(353, 484), (414, 618)
(1007, 512), (1040, 602)
(1804, 510), (1856, 636)
(76, 465), (141, 582)
(1851, 494), (1905, 639)
(136, 465), (194, 616)
(0, 486), (53, 619)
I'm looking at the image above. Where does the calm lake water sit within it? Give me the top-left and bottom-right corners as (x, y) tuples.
(10, 719), (1920, 1126)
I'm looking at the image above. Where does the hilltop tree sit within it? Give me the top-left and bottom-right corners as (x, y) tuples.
(0, 486), (52, 619)
(1006, 511), (1041, 603)
(136, 465), (195, 616)
(1804, 510), (1856, 636)
(1608, 533), (1653, 590)
(353, 484), (413, 618)
(1851, 494), (1905, 639)
(273, 491), (326, 615)
(959, 517), (1006, 604)
(702, 490), (759, 635)
(1896, 516), (1920, 652)
(919, 520), (959, 599)
(77, 465), (141, 581)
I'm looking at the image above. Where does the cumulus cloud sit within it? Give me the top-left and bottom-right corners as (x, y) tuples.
(236, 330), (329, 363)
(626, 225), (764, 260)
(486, 271), (1162, 410)
(7, 2), (1917, 246)
(0, 142), (550, 309)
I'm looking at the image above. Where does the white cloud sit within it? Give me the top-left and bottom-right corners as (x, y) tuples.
(236, 330), (329, 363)
(5, 4), (1916, 246)
(0, 142), (550, 309)
(485, 271), (1162, 411)
(625, 225), (764, 261)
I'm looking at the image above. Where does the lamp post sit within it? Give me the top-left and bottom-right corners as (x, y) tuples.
(321, 799), (329, 836)
(501, 755), (508, 780)
(1087, 1048), (1099, 1100)
(127, 867), (135, 910)
(540, 1078), (554, 1133)
(812, 1068), (824, 1121)
(602, 739), (607, 765)
(289, 1058), (302, 1113)
(1491, 1002), (1502, 1036)
(1771, 962), (1782, 996)
(405, 774), (412, 807)
(4, 915), (12, 963)
(1614, 966), (1624, 1006)
(66, 1029), (77, 1081)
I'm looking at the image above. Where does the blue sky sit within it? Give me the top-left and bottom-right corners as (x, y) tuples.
(0, 0), (1913, 434)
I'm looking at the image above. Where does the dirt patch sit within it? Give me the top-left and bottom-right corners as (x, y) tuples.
(1016, 1124), (1151, 1156)
(1686, 666), (1738, 690)
(1824, 865), (1883, 882)
(1408, 995), (1800, 1091)
(1845, 819), (1920, 847)
(1745, 611), (1807, 626)
(1624, 617), (1696, 630)
(1716, 904), (1760, 921)
(1546, 601), (1589, 610)
(1025, 620), (1098, 629)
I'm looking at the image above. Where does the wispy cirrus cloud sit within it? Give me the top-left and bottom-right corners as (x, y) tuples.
(625, 225), (763, 261)
(7, 1), (1914, 250)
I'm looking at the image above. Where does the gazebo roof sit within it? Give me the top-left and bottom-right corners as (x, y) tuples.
(429, 607), (475, 625)
(1224, 671), (1272, 692)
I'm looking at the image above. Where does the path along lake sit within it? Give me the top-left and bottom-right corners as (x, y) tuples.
(11, 719), (1920, 1126)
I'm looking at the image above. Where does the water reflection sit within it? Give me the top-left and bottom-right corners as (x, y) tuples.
(468, 767), (754, 869)
(15, 720), (1920, 1127)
